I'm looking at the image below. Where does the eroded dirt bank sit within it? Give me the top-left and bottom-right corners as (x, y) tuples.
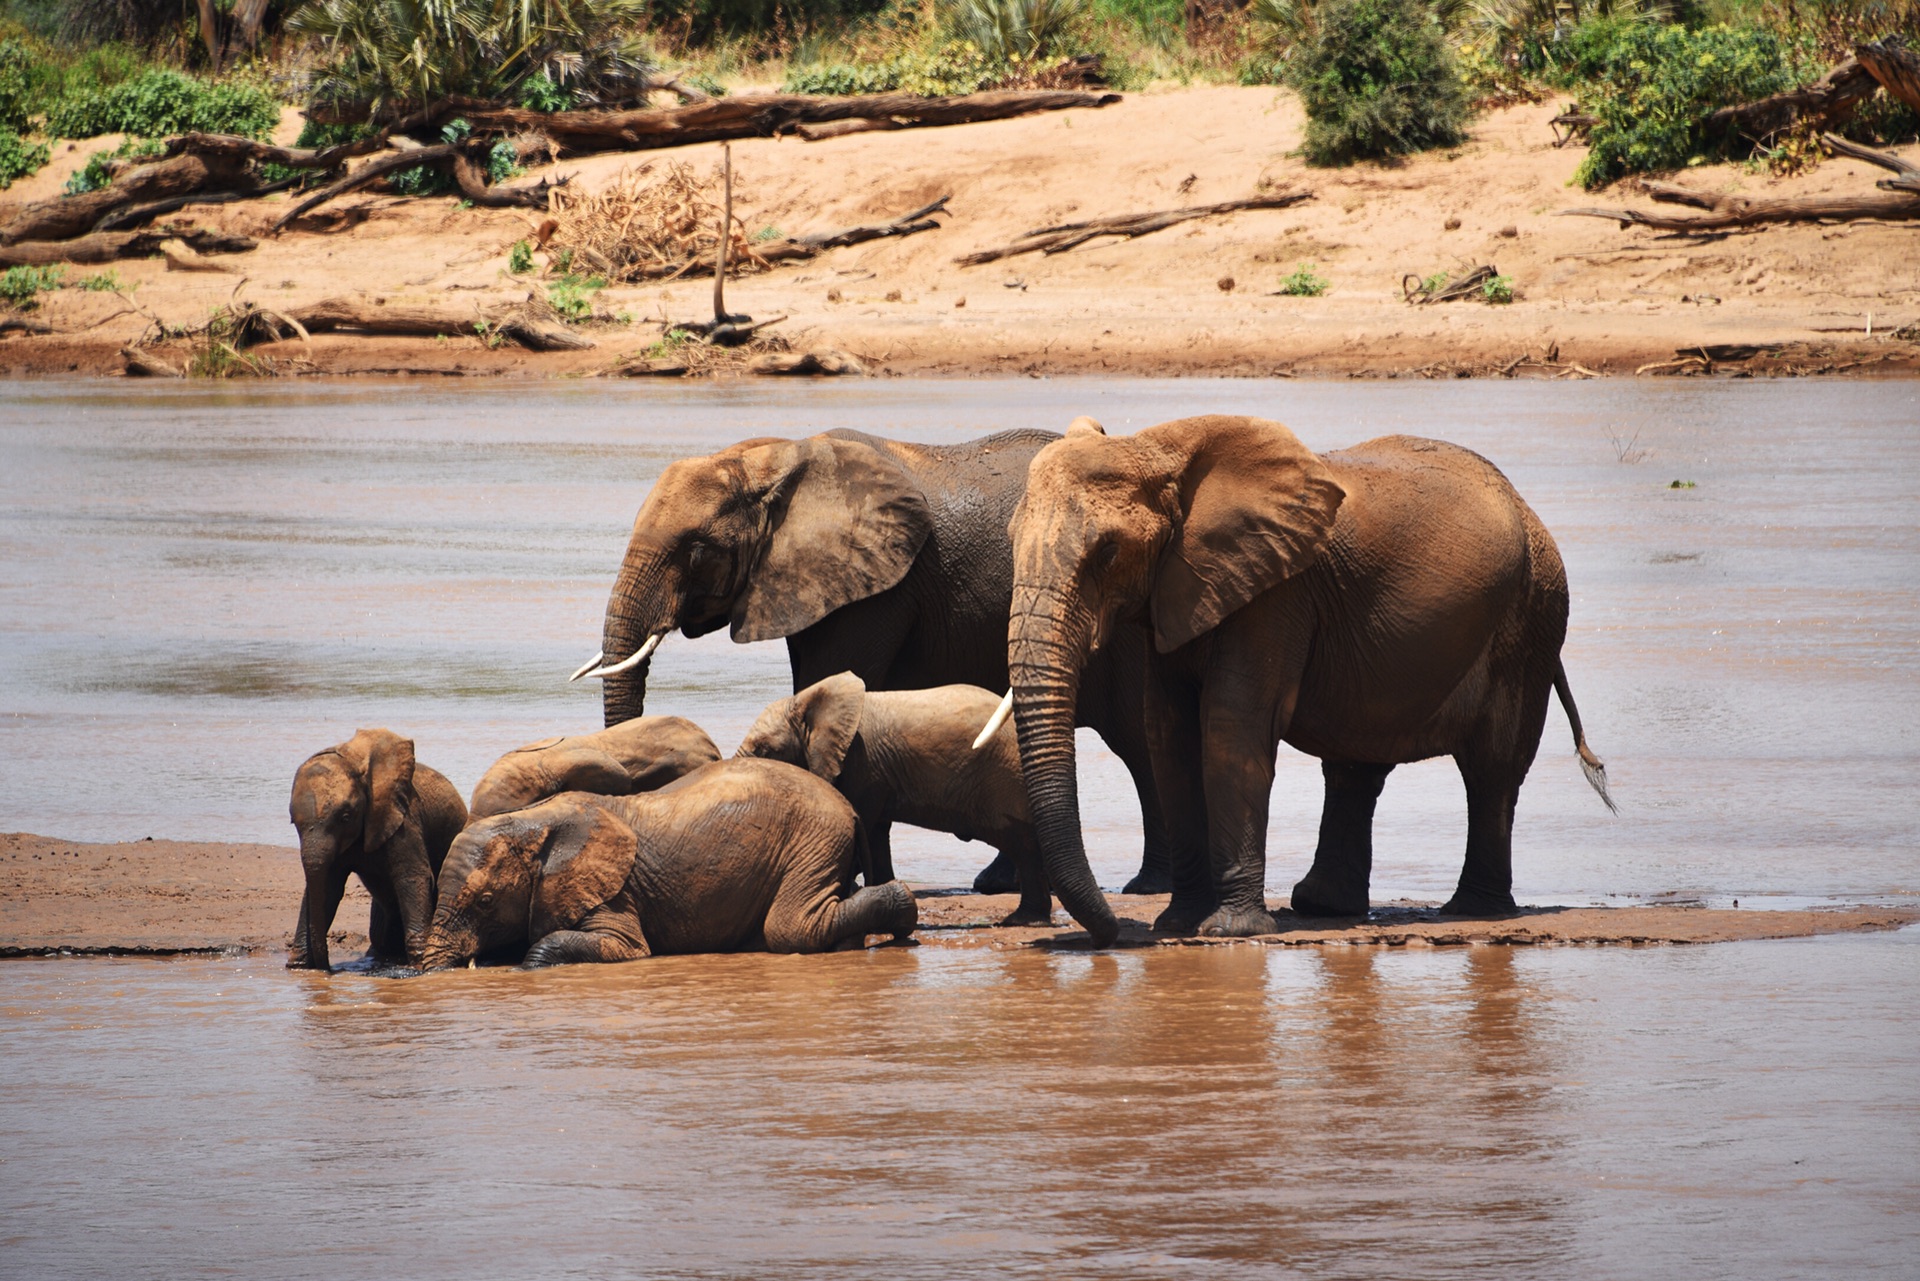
(4, 831), (1911, 957)
(3, 86), (1916, 380)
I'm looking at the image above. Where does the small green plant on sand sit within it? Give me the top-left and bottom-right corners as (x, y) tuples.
(508, 239), (534, 274)
(1276, 263), (1329, 296)
(1, 264), (64, 307)
(76, 270), (126, 291)
(643, 325), (694, 358)
(1418, 271), (1449, 296)
(0, 127), (48, 188)
(547, 273), (606, 322)
(1481, 273), (1513, 304)
(752, 225), (782, 242)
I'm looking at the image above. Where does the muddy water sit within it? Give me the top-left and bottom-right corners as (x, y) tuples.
(1, 380), (1917, 1276)
(4, 935), (1917, 1278)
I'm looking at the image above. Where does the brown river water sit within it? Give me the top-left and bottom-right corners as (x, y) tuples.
(1, 379), (1917, 1276)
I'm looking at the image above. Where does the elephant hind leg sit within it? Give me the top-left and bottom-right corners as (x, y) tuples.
(832, 881), (918, 943)
(1441, 765), (1522, 916)
(763, 835), (917, 952)
(1289, 761), (1393, 918)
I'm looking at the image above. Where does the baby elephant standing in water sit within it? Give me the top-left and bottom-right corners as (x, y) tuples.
(288, 727), (468, 971)
(421, 758), (917, 969)
(467, 715), (720, 819)
(735, 673), (1052, 926)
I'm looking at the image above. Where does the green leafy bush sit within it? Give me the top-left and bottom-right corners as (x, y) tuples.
(953, 0), (1089, 60)
(1276, 262), (1330, 295)
(783, 43), (1008, 94)
(509, 239), (535, 273)
(0, 125), (47, 186)
(1, 263), (63, 306)
(1283, 0), (1472, 164)
(518, 71), (574, 112)
(1481, 272), (1513, 302)
(65, 135), (165, 195)
(1568, 21), (1817, 188)
(0, 37), (36, 132)
(547, 273), (606, 322)
(76, 269), (124, 291)
(45, 69), (281, 140)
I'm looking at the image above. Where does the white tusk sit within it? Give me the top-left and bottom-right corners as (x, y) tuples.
(566, 650), (606, 683)
(971, 689), (1015, 750)
(583, 631), (662, 679)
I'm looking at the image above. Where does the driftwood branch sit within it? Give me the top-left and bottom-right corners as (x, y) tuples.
(1822, 131), (1920, 175)
(231, 296), (594, 351)
(1856, 38), (1920, 115)
(955, 193), (1312, 266)
(1703, 57), (1880, 142)
(0, 227), (256, 266)
(1403, 264), (1497, 303)
(0, 153), (249, 244)
(166, 130), (393, 171)
(760, 196), (952, 262)
(406, 89), (1121, 153)
(1560, 149), (1920, 233)
(94, 175), (302, 233)
(268, 144), (565, 232)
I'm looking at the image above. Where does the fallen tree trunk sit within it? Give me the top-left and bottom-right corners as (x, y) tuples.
(1561, 145), (1920, 231)
(94, 176), (303, 233)
(0, 227), (256, 265)
(955, 193), (1312, 266)
(235, 296), (594, 352)
(0, 154), (249, 244)
(269, 144), (564, 232)
(165, 130), (393, 171)
(1856, 38), (1920, 115)
(406, 89), (1121, 153)
(1702, 57), (1880, 142)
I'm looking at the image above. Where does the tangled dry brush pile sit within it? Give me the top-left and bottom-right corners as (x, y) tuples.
(545, 160), (773, 283)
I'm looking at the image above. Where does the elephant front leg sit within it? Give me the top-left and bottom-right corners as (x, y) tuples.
(1120, 749), (1173, 896)
(832, 881), (918, 943)
(523, 929), (650, 968)
(1290, 761), (1394, 918)
(1196, 700), (1284, 939)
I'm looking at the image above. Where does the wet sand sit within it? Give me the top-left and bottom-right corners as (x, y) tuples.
(5, 831), (1909, 958)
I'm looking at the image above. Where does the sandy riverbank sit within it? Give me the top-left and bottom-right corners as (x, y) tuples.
(4, 831), (1911, 957)
(2, 85), (1916, 380)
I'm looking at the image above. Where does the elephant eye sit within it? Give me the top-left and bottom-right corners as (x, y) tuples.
(1093, 541), (1120, 572)
(479, 890), (495, 906)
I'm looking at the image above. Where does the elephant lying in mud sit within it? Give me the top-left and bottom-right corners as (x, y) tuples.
(1000, 415), (1615, 946)
(736, 673), (1052, 926)
(288, 728), (468, 971)
(421, 759), (917, 970)
(467, 715), (720, 819)
(569, 424), (1172, 896)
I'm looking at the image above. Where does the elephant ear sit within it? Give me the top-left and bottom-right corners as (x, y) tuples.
(350, 728), (416, 849)
(544, 746), (637, 798)
(729, 434), (932, 644)
(532, 804), (638, 941)
(1148, 416), (1346, 653)
(792, 672), (865, 781)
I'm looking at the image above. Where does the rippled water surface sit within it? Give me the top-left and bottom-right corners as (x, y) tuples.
(1, 380), (1917, 1277)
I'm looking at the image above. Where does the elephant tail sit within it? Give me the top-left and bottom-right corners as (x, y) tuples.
(1554, 661), (1617, 814)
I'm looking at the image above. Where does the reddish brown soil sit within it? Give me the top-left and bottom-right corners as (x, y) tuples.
(4, 831), (1911, 957)
(2, 87), (1915, 380)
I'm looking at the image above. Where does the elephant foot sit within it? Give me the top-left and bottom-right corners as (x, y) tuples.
(1198, 904), (1281, 938)
(867, 880), (919, 940)
(1000, 900), (1055, 928)
(1151, 898), (1215, 936)
(1121, 865), (1173, 896)
(971, 851), (1020, 896)
(285, 953), (329, 972)
(1438, 890), (1520, 917)
(1289, 875), (1370, 919)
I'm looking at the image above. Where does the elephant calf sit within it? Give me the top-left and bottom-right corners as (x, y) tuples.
(421, 758), (917, 970)
(468, 715), (720, 819)
(289, 727), (468, 971)
(735, 674), (1052, 926)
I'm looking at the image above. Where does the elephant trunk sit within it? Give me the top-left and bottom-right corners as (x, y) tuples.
(419, 914), (474, 972)
(297, 834), (335, 971)
(600, 550), (670, 728)
(1009, 590), (1120, 947)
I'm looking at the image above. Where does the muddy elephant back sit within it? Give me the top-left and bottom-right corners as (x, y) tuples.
(593, 715), (722, 792)
(412, 764), (469, 868)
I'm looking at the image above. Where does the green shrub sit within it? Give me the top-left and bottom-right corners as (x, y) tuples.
(518, 71), (575, 112)
(1276, 262), (1330, 294)
(783, 43), (1008, 94)
(45, 69), (281, 140)
(0, 125), (47, 186)
(1, 263), (63, 306)
(1283, 0), (1472, 164)
(1569, 21), (1817, 187)
(1481, 272), (1513, 302)
(1093, 0), (1183, 42)
(953, 0), (1089, 60)
(65, 135), (165, 195)
(547, 273), (606, 321)
(0, 37), (35, 132)
(509, 239), (534, 273)
(76, 269), (124, 291)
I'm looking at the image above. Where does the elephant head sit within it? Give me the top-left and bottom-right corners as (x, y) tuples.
(1005, 415), (1346, 945)
(287, 727), (417, 970)
(468, 737), (634, 820)
(421, 797), (638, 969)
(581, 432), (932, 726)
(735, 672), (866, 781)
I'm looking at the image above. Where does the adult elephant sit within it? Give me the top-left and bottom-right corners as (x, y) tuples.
(571, 424), (1169, 893)
(1002, 415), (1614, 946)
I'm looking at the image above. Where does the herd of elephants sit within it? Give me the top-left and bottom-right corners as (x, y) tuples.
(286, 413), (1617, 972)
